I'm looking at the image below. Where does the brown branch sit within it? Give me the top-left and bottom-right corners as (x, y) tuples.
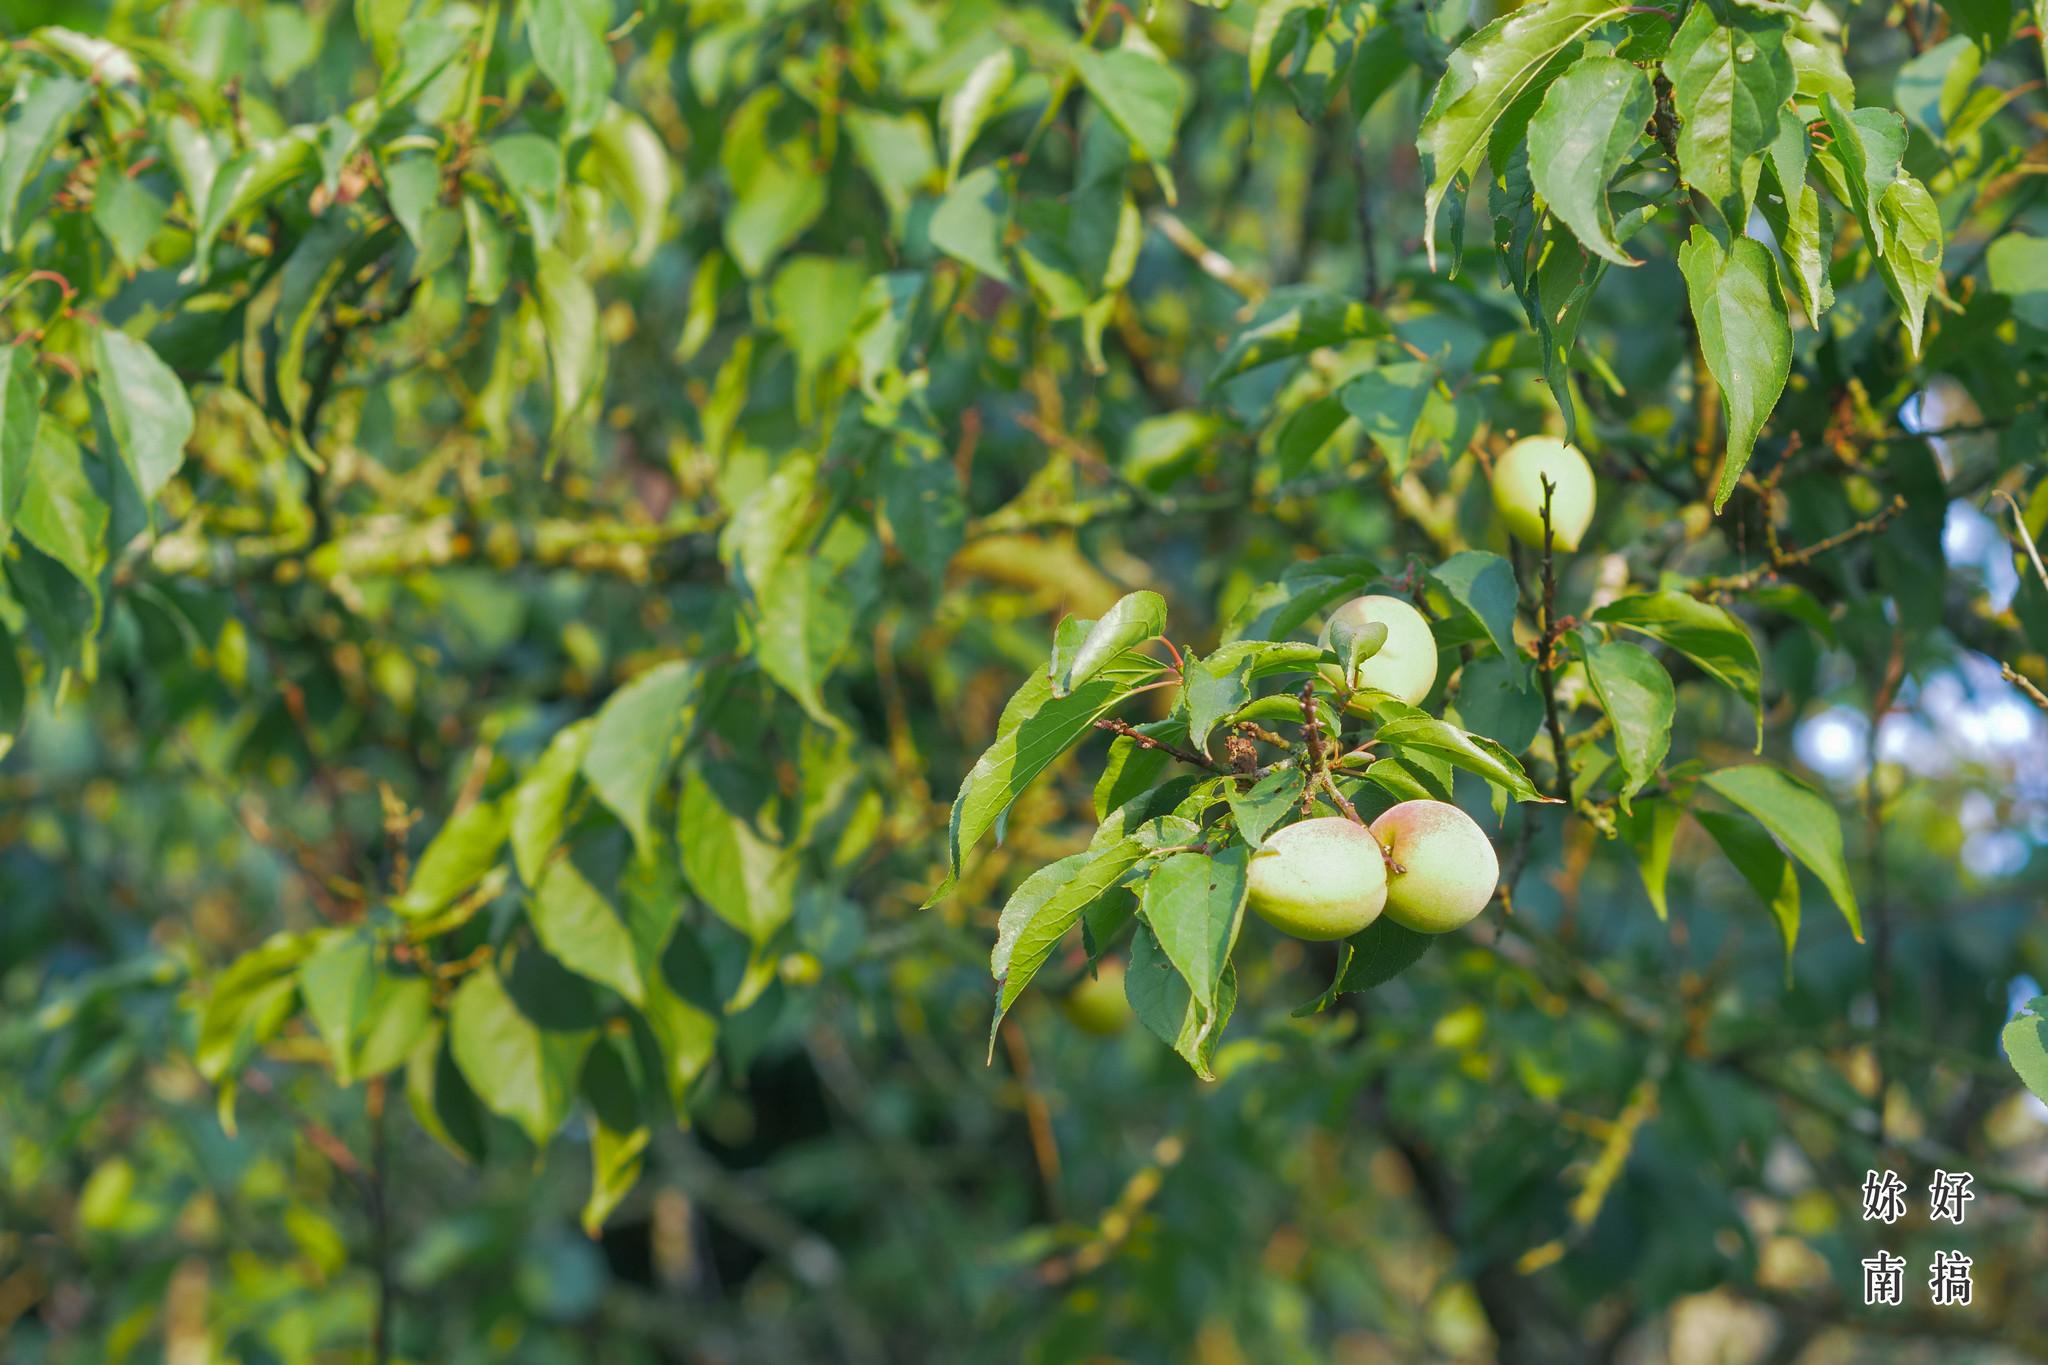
(2003, 661), (2048, 710)
(999, 1026), (1065, 1222)
(368, 1078), (395, 1365)
(1091, 716), (1219, 772)
(1535, 476), (1572, 806)
(1694, 494), (1907, 596)
(1349, 135), (1380, 303)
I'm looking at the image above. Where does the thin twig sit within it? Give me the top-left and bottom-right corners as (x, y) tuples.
(1866, 626), (1904, 1151)
(368, 1078), (395, 1365)
(1695, 495), (1908, 596)
(1993, 489), (2048, 594)
(1092, 717), (1220, 771)
(1297, 681), (1333, 817)
(1535, 476), (1572, 807)
(999, 1026), (1065, 1221)
(1150, 208), (1266, 303)
(1348, 136), (1379, 303)
(2003, 662), (2048, 710)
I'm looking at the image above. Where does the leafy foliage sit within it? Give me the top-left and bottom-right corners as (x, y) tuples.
(4, 0), (2047, 1360)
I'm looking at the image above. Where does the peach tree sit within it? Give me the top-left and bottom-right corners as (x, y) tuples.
(2, 0), (2045, 1358)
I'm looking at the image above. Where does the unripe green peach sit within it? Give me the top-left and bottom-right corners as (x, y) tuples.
(1317, 594), (1438, 706)
(1246, 816), (1388, 941)
(1492, 436), (1595, 552)
(1369, 800), (1499, 934)
(1061, 958), (1133, 1035)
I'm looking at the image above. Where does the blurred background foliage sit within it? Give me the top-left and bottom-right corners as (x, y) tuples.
(1, 0), (2046, 1361)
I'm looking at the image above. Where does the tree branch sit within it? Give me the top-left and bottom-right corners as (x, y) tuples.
(1535, 476), (1572, 806)
(1091, 716), (1220, 772)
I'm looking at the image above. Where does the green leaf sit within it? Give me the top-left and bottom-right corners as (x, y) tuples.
(1618, 795), (1681, 920)
(530, 858), (646, 1004)
(16, 421), (107, 629)
(90, 172), (166, 269)
(1140, 848), (1248, 1018)
(721, 91), (825, 278)
(94, 329), (194, 505)
(464, 194), (513, 304)
(587, 103), (672, 266)
(637, 925), (720, 1110)
(1896, 36), (1981, 143)
(0, 343), (44, 538)
(1228, 768), (1306, 849)
(1328, 618), (1390, 689)
(1417, 0), (1627, 268)
(1124, 921), (1236, 1080)
(677, 768), (797, 947)
(1661, 0), (1793, 231)
(928, 163), (1014, 285)
(527, 0), (612, 141)
(583, 1116), (650, 1237)
(877, 427), (966, 584)
(195, 932), (315, 1087)
(1874, 175), (1943, 359)
(1450, 655), (1543, 752)
(581, 660), (695, 855)
(1274, 395), (1347, 479)
(1580, 640), (1674, 813)
(1429, 551), (1520, 664)
(1700, 764), (1860, 940)
(492, 133), (564, 246)
(942, 49), (1014, 187)
(406, 1026), (489, 1164)
(1757, 117), (1832, 325)
(1209, 291), (1390, 388)
(1093, 725), (1178, 822)
(1056, 591), (1166, 697)
(1294, 917), (1434, 1014)
(299, 933), (374, 1087)
(846, 109), (938, 223)
(1250, 0), (1316, 95)
(1592, 591), (1763, 746)
(535, 247), (600, 446)
(1374, 715), (1549, 802)
(1527, 55), (1652, 266)
(0, 75), (87, 250)
(380, 8), (478, 107)
(941, 649), (1169, 887)
(190, 131), (319, 276)
(510, 720), (593, 888)
(1074, 46), (1189, 168)
(2003, 998), (2048, 1107)
(1816, 95), (1905, 260)
(447, 960), (593, 1147)
(393, 799), (508, 918)
(1184, 640), (1324, 750)
(1988, 234), (2048, 331)
(1677, 227), (1792, 512)
(768, 256), (869, 388)
(1694, 806), (1800, 965)
(1339, 361), (1436, 477)
(271, 212), (361, 443)
(357, 973), (433, 1079)
(989, 839), (1149, 1050)
(752, 523), (878, 727)
(1936, 0), (2015, 54)
(0, 618), (23, 762)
